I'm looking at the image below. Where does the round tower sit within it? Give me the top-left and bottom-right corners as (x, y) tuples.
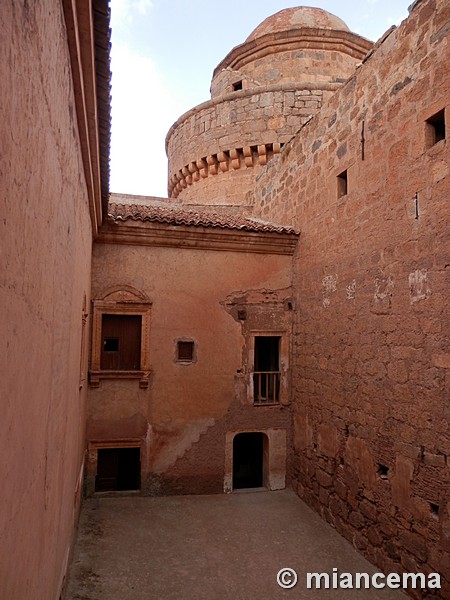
(166, 7), (372, 205)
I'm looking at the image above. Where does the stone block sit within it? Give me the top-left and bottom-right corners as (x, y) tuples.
(360, 499), (378, 522)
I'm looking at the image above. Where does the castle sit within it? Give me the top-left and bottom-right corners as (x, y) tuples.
(1, 1), (449, 598)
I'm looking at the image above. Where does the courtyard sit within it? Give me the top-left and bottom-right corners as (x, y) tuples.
(65, 489), (406, 599)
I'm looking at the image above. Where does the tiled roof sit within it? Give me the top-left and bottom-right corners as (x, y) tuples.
(108, 202), (299, 235)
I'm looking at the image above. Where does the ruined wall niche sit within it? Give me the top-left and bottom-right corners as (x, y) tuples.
(222, 288), (293, 406)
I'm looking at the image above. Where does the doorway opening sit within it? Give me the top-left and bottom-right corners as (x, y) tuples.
(95, 447), (141, 492)
(233, 432), (267, 490)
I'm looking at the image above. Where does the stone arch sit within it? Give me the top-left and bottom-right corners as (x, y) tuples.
(224, 428), (286, 493)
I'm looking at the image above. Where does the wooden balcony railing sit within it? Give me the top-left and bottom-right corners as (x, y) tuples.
(253, 371), (280, 405)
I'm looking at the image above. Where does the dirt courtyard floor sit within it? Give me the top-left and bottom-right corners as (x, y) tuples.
(65, 489), (406, 599)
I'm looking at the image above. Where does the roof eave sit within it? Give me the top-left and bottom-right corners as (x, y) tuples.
(62, 0), (111, 235)
(97, 220), (299, 255)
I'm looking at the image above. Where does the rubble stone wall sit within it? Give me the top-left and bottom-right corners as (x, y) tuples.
(166, 87), (326, 203)
(250, 0), (450, 596)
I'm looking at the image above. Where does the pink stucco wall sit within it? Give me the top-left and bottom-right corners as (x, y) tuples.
(88, 239), (293, 495)
(0, 1), (93, 597)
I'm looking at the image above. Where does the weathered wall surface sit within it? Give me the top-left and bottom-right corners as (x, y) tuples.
(250, 0), (450, 596)
(166, 87), (325, 203)
(0, 2), (92, 598)
(211, 43), (369, 98)
(166, 22), (372, 205)
(89, 242), (292, 495)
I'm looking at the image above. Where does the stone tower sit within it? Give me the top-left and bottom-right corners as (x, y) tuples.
(166, 7), (372, 205)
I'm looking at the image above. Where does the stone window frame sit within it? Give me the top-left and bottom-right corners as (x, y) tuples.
(86, 439), (142, 497)
(79, 293), (89, 390)
(175, 338), (197, 364)
(248, 330), (290, 406)
(89, 285), (152, 388)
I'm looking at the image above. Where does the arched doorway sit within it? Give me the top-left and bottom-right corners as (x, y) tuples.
(232, 432), (267, 490)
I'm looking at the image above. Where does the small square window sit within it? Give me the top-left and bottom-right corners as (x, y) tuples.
(232, 80), (243, 91)
(104, 337), (119, 352)
(177, 341), (194, 362)
(426, 109), (446, 147)
(337, 170), (348, 198)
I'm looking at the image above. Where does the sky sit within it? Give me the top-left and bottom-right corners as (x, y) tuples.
(109, 0), (412, 198)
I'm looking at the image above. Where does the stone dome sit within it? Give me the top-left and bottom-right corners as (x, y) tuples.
(246, 6), (350, 41)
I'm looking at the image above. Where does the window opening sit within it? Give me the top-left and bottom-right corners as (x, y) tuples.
(177, 340), (194, 362)
(233, 432), (264, 489)
(100, 314), (142, 370)
(104, 337), (119, 352)
(377, 463), (389, 480)
(95, 448), (140, 492)
(430, 502), (439, 519)
(232, 80), (243, 91)
(253, 336), (280, 405)
(337, 170), (348, 198)
(426, 109), (446, 146)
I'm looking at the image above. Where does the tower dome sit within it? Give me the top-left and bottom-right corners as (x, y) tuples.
(246, 7), (350, 42)
(166, 7), (372, 204)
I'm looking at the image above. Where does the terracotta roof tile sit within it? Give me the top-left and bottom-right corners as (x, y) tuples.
(108, 201), (299, 235)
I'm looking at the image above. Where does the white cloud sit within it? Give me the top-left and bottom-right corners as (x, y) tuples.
(110, 44), (184, 197)
(112, 0), (153, 26)
(134, 0), (153, 15)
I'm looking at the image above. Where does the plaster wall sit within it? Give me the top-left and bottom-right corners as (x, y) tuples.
(89, 242), (292, 495)
(0, 2), (93, 598)
(250, 0), (450, 595)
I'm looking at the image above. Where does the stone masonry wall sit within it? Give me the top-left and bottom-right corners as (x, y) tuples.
(250, 0), (450, 596)
(210, 42), (369, 98)
(166, 87), (327, 203)
(235, 48), (362, 89)
(1, 2), (93, 598)
(167, 20), (372, 206)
